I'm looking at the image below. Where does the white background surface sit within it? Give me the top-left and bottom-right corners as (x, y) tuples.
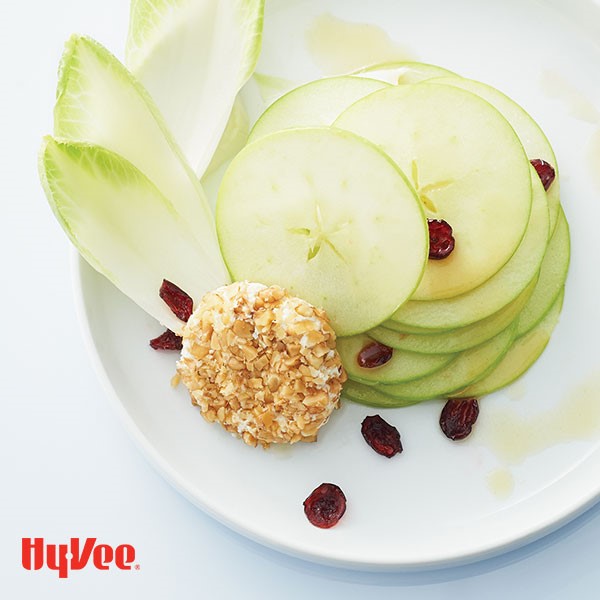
(2, 1), (600, 597)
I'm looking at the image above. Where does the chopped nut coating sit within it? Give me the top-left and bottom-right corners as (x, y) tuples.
(177, 282), (346, 447)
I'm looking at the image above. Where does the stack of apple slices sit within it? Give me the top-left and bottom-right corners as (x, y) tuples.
(336, 68), (569, 406)
(217, 62), (570, 407)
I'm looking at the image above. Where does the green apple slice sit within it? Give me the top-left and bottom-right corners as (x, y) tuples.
(428, 75), (561, 232)
(337, 335), (455, 384)
(374, 322), (517, 401)
(334, 83), (532, 301)
(216, 127), (428, 335)
(352, 60), (456, 84)
(342, 380), (423, 408)
(451, 290), (564, 398)
(248, 62), (454, 143)
(370, 277), (536, 354)
(248, 76), (389, 143)
(378, 320), (451, 335)
(516, 208), (570, 336)
(389, 166), (550, 330)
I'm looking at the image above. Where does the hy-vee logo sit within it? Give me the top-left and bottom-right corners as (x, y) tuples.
(21, 537), (137, 578)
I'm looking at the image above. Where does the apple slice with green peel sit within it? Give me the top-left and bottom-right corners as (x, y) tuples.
(375, 322), (518, 402)
(337, 335), (455, 384)
(249, 63), (453, 143)
(428, 75), (561, 233)
(216, 127), (428, 335)
(370, 277), (536, 355)
(378, 320), (452, 335)
(352, 60), (456, 85)
(334, 83), (533, 301)
(517, 208), (570, 336)
(451, 290), (564, 398)
(342, 380), (423, 409)
(248, 76), (389, 143)
(389, 165), (550, 330)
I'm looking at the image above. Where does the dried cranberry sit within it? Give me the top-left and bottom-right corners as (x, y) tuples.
(361, 415), (402, 458)
(530, 159), (556, 191)
(160, 279), (193, 322)
(440, 398), (479, 440)
(303, 483), (347, 528)
(357, 342), (393, 369)
(149, 329), (183, 351)
(428, 219), (455, 259)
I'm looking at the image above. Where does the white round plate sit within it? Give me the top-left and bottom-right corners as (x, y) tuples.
(75, 0), (600, 570)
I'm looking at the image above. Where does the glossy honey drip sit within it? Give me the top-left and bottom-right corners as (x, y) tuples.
(481, 371), (600, 466)
(305, 13), (414, 75)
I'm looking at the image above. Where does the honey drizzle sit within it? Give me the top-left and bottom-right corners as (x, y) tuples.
(482, 371), (600, 497)
(305, 14), (415, 76)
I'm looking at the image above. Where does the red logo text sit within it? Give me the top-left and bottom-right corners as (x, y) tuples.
(21, 538), (136, 578)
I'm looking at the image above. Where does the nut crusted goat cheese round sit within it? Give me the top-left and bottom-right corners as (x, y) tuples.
(176, 282), (347, 448)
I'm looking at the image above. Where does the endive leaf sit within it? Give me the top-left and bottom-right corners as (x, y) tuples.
(126, 0), (264, 176)
(54, 35), (226, 271)
(40, 138), (230, 334)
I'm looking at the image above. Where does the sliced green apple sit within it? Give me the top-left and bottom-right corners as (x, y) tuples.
(389, 166), (550, 330)
(352, 60), (456, 84)
(378, 320), (451, 335)
(334, 83), (532, 300)
(248, 62), (454, 143)
(216, 127), (428, 335)
(374, 322), (517, 402)
(248, 76), (389, 143)
(342, 380), (423, 408)
(337, 334), (455, 384)
(428, 75), (561, 233)
(516, 208), (570, 336)
(370, 277), (536, 354)
(451, 290), (564, 398)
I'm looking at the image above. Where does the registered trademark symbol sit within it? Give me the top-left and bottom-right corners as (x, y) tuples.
(134, 564), (141, 571)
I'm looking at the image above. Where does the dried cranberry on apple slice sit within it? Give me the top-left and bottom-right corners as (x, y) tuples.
(149, 329), (183, 351)
(303, 483), (347, 528)
(357, 342), (393, 368)
(160, 279), (194, 322)
(428, 219), (455, 260)
(440, 398), (479, 440)
(361, 415), (402, 458)
(530, 159), (556, 191)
